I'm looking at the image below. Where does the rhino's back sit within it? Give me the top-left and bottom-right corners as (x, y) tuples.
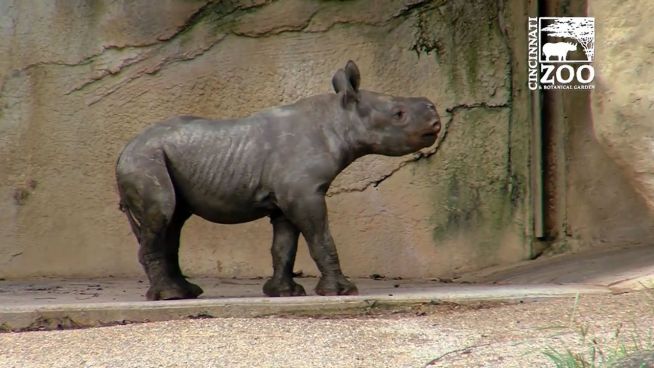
(119, 116), (277, 223)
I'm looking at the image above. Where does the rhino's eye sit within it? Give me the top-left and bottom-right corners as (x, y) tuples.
(393, 110), (404, 120)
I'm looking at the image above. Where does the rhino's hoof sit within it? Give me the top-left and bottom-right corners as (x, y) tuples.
(315, 276), (358, 296)
(263, 278), (307, 297)
(146, 281), (204, 301)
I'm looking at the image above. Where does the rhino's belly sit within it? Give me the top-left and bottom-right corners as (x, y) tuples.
(171, 172), (277, 224)
(180, 188), (276, 224)
(191, 202), (270, 224)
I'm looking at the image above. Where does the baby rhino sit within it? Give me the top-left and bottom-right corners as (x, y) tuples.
(116, 61), (441, 300)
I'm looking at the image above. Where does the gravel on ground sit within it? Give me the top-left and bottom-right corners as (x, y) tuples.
(1, 290), (653, 368)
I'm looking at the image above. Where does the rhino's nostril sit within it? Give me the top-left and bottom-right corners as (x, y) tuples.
(425, 103), (436, 111)
(432, 119), (441, 130)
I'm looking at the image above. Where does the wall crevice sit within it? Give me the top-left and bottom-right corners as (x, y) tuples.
(327, 103), (510, 197)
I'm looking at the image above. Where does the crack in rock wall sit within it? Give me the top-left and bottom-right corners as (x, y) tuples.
(0, 0), (529, 278)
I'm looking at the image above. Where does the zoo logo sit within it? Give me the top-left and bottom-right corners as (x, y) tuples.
(528, 17), (595, 90)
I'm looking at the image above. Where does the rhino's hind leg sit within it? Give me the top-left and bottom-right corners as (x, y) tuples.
(155, 208), (204, 300)
(139, 203), (203, 301)
(119, 159), (203, 301)
(263, 213), (306, 297)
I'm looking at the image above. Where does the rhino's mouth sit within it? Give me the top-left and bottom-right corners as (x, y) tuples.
(420, 132), (437, 140)
(421, 118), (441, 141)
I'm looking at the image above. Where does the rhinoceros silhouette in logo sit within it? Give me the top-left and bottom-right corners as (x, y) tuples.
(542, 42), (577, 61)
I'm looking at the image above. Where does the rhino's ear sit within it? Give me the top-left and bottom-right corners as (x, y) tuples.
(332, 68), (359, 106)
(344, 60), (360, 92)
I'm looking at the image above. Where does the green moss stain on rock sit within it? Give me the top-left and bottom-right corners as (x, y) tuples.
(401, 0), (518, 262)
(428, 107), (512, 256)
(411, 0), (509, 103)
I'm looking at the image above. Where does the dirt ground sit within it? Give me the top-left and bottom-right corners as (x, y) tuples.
(1, 290), (652, 368)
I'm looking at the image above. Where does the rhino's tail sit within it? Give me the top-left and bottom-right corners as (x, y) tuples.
(117, 186), (143, 243)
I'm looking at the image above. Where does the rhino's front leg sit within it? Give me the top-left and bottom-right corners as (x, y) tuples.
(280, 192), (358, 296)
(263, 214), (307, 297)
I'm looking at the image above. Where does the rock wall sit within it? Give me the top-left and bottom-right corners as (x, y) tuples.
(589, 1), (654, 217)
(0, 0), (530, 279)
(531, 0), (654, 253)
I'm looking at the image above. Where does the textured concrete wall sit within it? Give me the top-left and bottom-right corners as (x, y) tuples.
(0, 0), (530, 279)
(589, 1), (654, 217)
(533, 0), (654, 253)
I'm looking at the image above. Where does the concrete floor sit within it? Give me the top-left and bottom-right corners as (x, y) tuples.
(2, 290), (653, 368)
(0, 245), (652, 331)
(465, 245), (654, 290)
